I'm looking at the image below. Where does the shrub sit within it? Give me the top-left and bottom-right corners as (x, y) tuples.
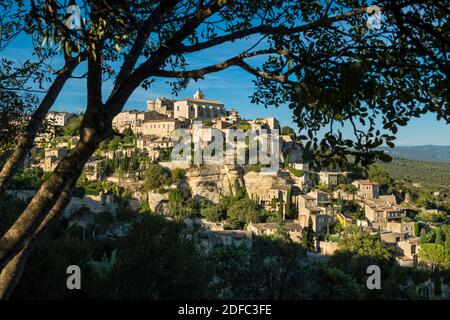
(171, 168), (186, 181)
(144, 163), (172, 191)
(288, 167), (304, 177)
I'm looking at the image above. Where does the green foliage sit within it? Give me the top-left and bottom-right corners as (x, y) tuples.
(75, 178), (117, 197)
(12, 225), (98, 299)
(416, 211), (447, 224)
(168, 189), (189, 219)
(0, 87), (37, 165)
(288, 166), (304, 177)
(113, 188), (135, 223)
(200, 195), (236, 222)
(156, 147), (173, 162)
(329, 232), (420, 299)
(237, 121), (251, 132)
(336, 231), (394, 261)
(367, 164), (390, 186)
(144, 163), (172, 192)
(326, 225), (331, 241)
(233, 179), (246, 199)
(298, 262), (363, 300)
(418, 244), (450, 271)
(285, 187), (295, 218)
(10, 167), (51, 190)
(338, 183), (358, 195)
(96, 149), (148, 178)
(110, 215), (212, 299)
(227, 198), (263, 229)
(97, 129), (136, 152)
(414, 222), (420, 237)
(281, 126), (295, 137)
(0, 195), (28, 236)
(209, 244), (253, 299)
(202, 119), (213, 127)
(60, 115), (82, 137)
(435, 228), (444, 245)
(381, 158), (450, 188)
(122, 127), (134, 139)
(420, 228), (428, 244)
(171, 168), (186, 182)
(301, 216), (315, 251)
(242, 164), (262, 173)
(201, 205), (225, 222)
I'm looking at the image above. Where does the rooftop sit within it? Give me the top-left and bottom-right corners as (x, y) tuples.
(143, 111), (174, 122)
(250, 222), (302, 231)
(300, 194), (316, 200)
(354, 179), (378, 185)
(180, 98), (224, 105)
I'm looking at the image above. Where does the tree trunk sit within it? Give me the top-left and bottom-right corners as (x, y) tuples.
(0, 58), (80, 196)
(0, 182), (74, 299)
(0, 124), (103, 270)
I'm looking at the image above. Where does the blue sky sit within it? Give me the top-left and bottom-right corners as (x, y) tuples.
(3, 32), (449, 147)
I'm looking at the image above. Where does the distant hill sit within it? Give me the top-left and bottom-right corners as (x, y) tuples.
(381, 157), (450, 187)
(378, 145), (450, 163)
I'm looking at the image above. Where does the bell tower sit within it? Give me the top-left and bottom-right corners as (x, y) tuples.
(193, 88), (204, 99)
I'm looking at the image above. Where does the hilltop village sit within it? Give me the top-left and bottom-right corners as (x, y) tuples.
(6, 90), (450, 298)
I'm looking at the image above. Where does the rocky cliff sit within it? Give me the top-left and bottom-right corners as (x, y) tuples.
(186, 164), (241, 203)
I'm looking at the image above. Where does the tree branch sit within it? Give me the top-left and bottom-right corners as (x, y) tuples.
(114, 0), (179, 88)
(106, 0), (231, 116)
(178, 6), (372, 54)
(152, 49), (294, 84)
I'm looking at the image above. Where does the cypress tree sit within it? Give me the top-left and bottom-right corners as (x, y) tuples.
(414, 222), (420, 237)
(285, 187), (292, 218)
(435, 229), (443, 245)
(445, 233), (450, 250)
(306, 216), (315, 251)
(420, 228), (427, 244)
(278, 200), (284, 220)
(326, 224), (331, 241)
(337, 191), (343, 206)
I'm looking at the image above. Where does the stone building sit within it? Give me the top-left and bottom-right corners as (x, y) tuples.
(174, 90), (226, 121)
(319, 171), (345, 186)
(362, 198), (405, 223)
(43, 147), (67, 171)
(146, 97), (174, 116)
(141, 114), (187, 138)
(294, 194), (334, 233)
(112, 110), (150, 134)
(46, 111), (74, 126)
(247, 222), (302, 242)
(352, 179), (380, 199)
(247, 117), (280, 133)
